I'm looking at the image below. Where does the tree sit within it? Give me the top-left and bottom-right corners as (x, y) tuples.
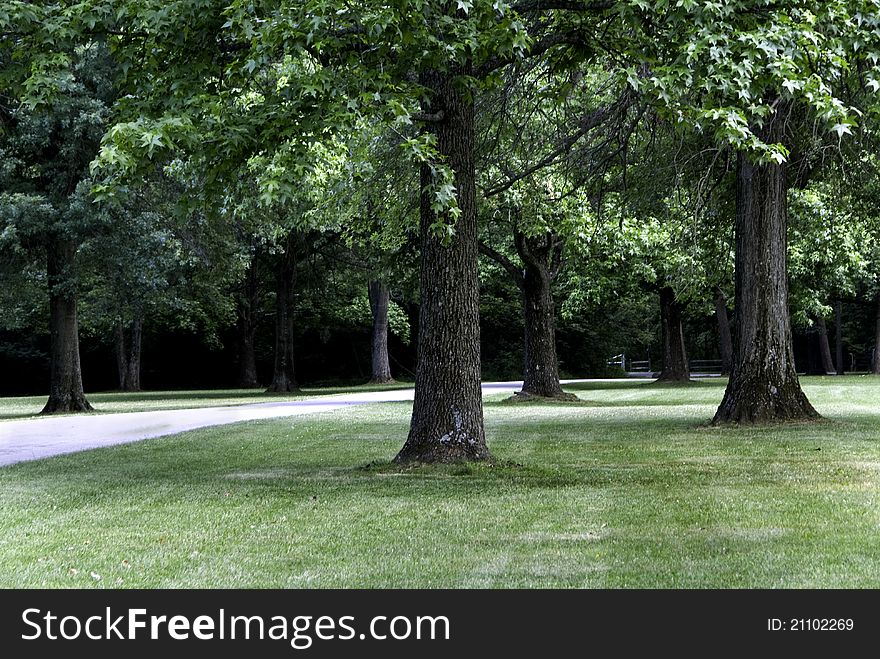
(714, 285), (734, 375)
(265, 229), (306, 393)
(713, 111), (818, 423)
(656, 286), (690, 382)
(788, 170), (875, 375)
(476, 59), (636, 397)
(234, 252), (263, 388)
(608, 1), (880, 423)
(79, 164), (242, 392)
(481, 223), (571, 398)
(0, 42), (117, 412)
(331, 125), (420, 385)
(367, 280), (394, 384)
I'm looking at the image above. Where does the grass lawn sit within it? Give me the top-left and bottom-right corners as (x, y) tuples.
(1, 375), (878, 588)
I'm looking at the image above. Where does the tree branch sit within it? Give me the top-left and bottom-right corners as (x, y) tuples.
(478, 240), (524, 287)
(477, 30), (588, 77)
(483, 105), (611, 198)
(511, 221), (565, 282)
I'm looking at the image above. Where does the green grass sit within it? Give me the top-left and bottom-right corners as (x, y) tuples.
(1, 375), (879, 588)
(0, 381), (413, 420)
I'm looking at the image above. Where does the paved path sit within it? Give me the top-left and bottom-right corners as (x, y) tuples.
(0, 380), (593, 467)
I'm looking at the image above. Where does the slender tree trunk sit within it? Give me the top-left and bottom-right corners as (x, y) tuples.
(236, 259), (260, 388)
(714, 286), (733, 375)
(873, 293), (880, 375)
(394, 66), (489, 463)
(368, 280), (394, 384)
(114, 315), (144, 392)
(656, 286), (690, 382)
(815, 317), (835, 375)
(515, 230), (570, 398)
(834, 298), (844, 375)
(266, 234), (299, 394)
(713, 116), (818, 424)
(115, 320), (129, 391)
(42, 238), (92, 414)
(125, 316), (142, 391)
(237, 316), (259, 388)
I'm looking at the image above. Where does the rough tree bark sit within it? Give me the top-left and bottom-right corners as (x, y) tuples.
(115, 315), (143, 392)
(236, 259), (260, 388)
(815, 317), (835, 375)
(834, 298), (844, 375)
(367, 280), (394, 384)
(515, 229), (572, 398)
(394, 66), (490, 463)
(266, 233), (299, 394)
(42, 238), (92, 414)
(479, 227), (571, 399)
(655, 286), (691, 383)
(713, 110), (818, 424)
(714, 286), (734, 375)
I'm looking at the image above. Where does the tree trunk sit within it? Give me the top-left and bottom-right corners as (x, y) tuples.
(713, 119), (818, 424)
(815, 317), (835, 375)
(266, 234), (299, 394)
(115, 320), (129, 391)
(394, 66), (490, 463)
(874, 292), (880, 375)
(114, 316), (143, 391)
(834, 298), (844, 375)
(236, 259), (260, 388)
(515, 229), (570, 398)
(714, 286), (733, 375)
(42, 238), (92, 414)
(656, 286), (690, 383)
(368, 280), (394, 384)
(125, 316), (142, 391)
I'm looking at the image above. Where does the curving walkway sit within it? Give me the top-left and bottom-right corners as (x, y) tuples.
(0, 381), (591, 467)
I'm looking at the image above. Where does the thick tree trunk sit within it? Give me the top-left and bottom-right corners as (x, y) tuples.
(515, 230), (570, 398)
(266, 234), (299, 394)
(713, 124), (818, 424)
(236, 259), (260, 388)
(394, 66), (490, 463)
(714, 286), (733, 375)
(834, 298), (844, 375)
(114, 316), (143, 391)
(815, 317), (835, 375)
(368, 280), (394, 384)
(656, 286), (690, 383)
(874, 293), (880, 375)
(42, 239), (92, 414)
